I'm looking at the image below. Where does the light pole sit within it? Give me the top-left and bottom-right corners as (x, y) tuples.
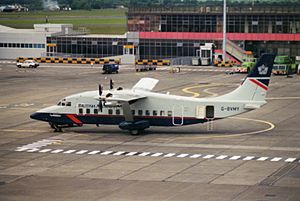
(223, 0), (226, 61)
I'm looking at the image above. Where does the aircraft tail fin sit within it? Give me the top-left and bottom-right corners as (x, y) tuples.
(215, 53), (276, 103)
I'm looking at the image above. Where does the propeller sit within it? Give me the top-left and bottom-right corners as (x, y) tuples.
(97, 79), (118, 112)
(98, 84), (103, 96)
(98, 84), (104, 112)
(110, 79), (114, 90)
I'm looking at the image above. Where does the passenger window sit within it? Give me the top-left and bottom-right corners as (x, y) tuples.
(62, 102), (65, 106)
(108, 109), (113, 115)
(153, 110), (157, 116)
(138, 110), (143, 116)
(167, 111), (172, 116)
(160, 110), (165, 116)
(57, 102), (61, 106)
(66, 102), (71, 106)
(79, 108), (83, 114)
(116, 109), (120, 115)
(86, 108), (90, 114)
(145, 110), (150, 116)
(94, 109), (98, 114)
(132, 110), (135, 115)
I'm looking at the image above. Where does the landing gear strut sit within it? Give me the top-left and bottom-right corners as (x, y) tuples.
(49, 123), (62, 132)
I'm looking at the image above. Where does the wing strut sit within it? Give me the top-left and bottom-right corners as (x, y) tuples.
(121, 101), (134, 122)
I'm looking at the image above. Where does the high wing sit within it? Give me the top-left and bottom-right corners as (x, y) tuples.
(132, 78), (159, 91)
(99, 78), (157, 122)
(105, 91), (146, 103)
(105, 91), (146, 122)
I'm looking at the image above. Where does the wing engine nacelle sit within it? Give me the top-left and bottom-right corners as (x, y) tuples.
(119, 120), (150, 131)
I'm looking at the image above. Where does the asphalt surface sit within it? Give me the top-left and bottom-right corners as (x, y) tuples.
(0, 62), (300, 201)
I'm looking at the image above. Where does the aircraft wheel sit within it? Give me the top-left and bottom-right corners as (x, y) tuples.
(50, 123), (63, 132)
(130, 130), (139, 135)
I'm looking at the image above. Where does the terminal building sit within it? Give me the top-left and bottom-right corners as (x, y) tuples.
(1, 4), (300, 64)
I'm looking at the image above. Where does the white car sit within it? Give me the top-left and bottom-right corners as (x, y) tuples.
(17, 60), (39, 68)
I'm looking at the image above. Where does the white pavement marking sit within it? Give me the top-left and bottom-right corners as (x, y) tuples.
(257, 157), (269, 161)
(229, 156), (241, 160)
(177, 154), (189, 158)
(270, 157), (282, 162)
(100, 151), (113, 155)
(216, 155), (228, 160)
(164, 153), (176, 158)
(88, 150), (101, 155)
(243, 156), (255, 161)
(76, 150), (89, 155)
(13, 141), (300, 164)
(139, 152), (150, 156)
(15, 148), (29, 152)
(39, 149), (52, 153)
(113, 151), (125, 156)
(51, 149), (64, 154)
(27, 148), (39, 152)
(189, 154), (202, 158)
(285, 158), (296, 163)
(63, 150), (76, 154)
(151, 153), (163, 157)
(203, 155), (215, 159)
(126, 152), (138, 156)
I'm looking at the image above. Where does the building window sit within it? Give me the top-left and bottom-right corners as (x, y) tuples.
(153, 110), (157, 116)
(132, 110), (135, 115)
(79, 108), (83, 114)
(138, 110), (143, 116)
(160, 110), (165, 116)
(108, 109), (113, 115)
(116, 109), (120, 115)
(145, 110), (150, 116)
(86, 108), (90, 114)
(167, 111), (172, 116)
(94, 109), (98, 114)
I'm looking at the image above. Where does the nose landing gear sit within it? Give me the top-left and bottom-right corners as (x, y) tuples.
(49, 123), (63, 132)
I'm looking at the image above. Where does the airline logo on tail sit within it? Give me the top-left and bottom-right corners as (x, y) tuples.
(258, 64), (268, 75)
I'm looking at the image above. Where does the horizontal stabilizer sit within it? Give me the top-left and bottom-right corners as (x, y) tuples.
(132, 78), (159, 91)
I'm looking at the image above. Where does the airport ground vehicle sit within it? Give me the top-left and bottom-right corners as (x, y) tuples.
(135, 65), (156, 72)
(272, 55), (296, 75)
(233, 58), (256, 73)
(102, 64), (119, 74)
(16, 60), (39, 68)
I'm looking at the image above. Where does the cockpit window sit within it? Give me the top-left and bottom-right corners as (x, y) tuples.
(57, 100), (71, 106)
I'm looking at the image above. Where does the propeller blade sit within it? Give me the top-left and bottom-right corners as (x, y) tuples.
(99, 84), (103, 96)
(110, 79), (114, 90)
(98, 100), (103, 112)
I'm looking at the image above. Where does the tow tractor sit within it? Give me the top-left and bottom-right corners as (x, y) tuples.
(233, 57), (256, 73)
(272, 55), (296, 75)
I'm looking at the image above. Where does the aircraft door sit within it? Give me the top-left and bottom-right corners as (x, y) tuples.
(172, 106), (184, 126)
(206, 105), (214, 119)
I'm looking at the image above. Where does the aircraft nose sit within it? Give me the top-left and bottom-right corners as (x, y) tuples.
(30, 112), (44, 121)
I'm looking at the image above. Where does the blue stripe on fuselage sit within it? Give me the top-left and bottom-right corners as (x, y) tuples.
(32, 113), (207, 126)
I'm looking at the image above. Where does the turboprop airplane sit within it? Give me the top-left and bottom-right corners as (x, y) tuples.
(30, 53), (275, 135)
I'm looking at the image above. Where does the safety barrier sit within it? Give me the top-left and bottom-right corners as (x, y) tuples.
(135, 59), (170, 66)
(213, 59), (235, 67)
(16, 57), (120, 65)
